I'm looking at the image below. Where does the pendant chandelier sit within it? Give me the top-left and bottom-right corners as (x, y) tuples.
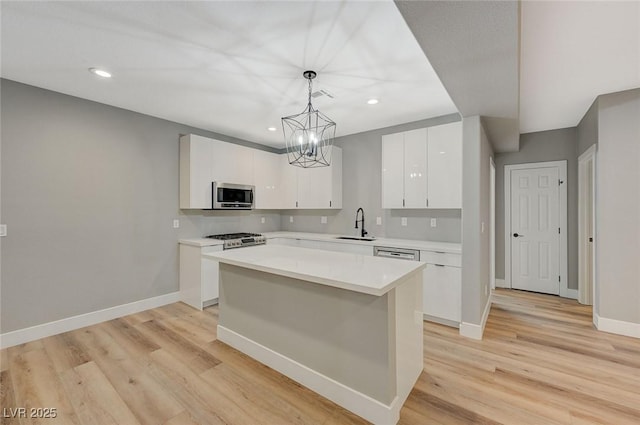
(281, 70), (336, 168)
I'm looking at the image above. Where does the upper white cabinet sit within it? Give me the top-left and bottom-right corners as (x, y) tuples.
(427, 122), (462, 208)
(180, 134), (215, 209)
(253, 150), (282, 210)
(381, 122), (462, 209)
(280, 147), (343, 209)
(210, 139), (254, 185)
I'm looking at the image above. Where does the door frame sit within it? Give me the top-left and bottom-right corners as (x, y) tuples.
(578, 145), (597, 308)
(490, 157), (496, 291)
(504, 160), (569, 297)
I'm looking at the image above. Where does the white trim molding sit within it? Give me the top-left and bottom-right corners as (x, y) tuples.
(459, 292), (492, 340)
(0, 292), (181, 349)
(495, 279), (508, 288)
(565, 289), (578, 300)
(218, 325), (402, 425)
(504, 161), (568, 296)
(594, 314), (640, 339)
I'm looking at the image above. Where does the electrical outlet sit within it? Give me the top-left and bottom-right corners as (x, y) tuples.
(172, 219), (180, 229)
(261, 217), (266, 224)
(321, 216), (327, 224)
(401, 217), (407, 226)
(289, 216), (294, 223)
(376, 217), (382, 225)
(430, 218), (437, 227)
(0, 224), (6, 237)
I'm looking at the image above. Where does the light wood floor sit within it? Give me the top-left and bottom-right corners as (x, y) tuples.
(2, 289), (639, 425)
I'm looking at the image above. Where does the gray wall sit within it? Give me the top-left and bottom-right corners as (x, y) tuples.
(595, 88), (640, 325)
(461, 116), (494, 326)
(0, 79), (281, 333)
(280, 114), (462, 243)
(577, 99), (599, 156)
(495, 128), (579, 290)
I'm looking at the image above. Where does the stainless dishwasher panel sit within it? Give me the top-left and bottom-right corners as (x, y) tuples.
(373, 246), (420, 261)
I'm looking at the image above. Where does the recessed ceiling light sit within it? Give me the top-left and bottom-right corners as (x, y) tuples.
(89, 67), (112, 78)
(267, 127), (277, 132)
(367, 98), (379, 105)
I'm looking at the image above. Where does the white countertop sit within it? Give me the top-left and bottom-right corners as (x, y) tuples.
(204, 244), (426, 296)
(180, 231), (461, 254)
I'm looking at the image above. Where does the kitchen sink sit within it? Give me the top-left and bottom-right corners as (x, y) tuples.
(335, 236), (376, 241)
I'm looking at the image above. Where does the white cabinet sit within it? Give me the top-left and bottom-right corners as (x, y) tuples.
(179, 244), (223, 309)
(381, 132), (404, 208)
(211, 140), (254, 185)
(381, 122), (461, 209)
(297, 239), (373, 255)
(420, 250), (462, 326)
(253, 150), (282, 209)
(403, 128), (428, 208)
(180, 135), (215, 209)
(280, 147), (342, 209)
(427, 122), (462, 208)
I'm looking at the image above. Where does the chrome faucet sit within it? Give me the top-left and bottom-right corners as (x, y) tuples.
(355, 208), (367, 238)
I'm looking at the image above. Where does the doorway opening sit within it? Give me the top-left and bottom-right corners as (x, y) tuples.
(578, 146), (596, 316)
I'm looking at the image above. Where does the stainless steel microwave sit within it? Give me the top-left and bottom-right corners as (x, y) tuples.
(212, 182), (254, 209)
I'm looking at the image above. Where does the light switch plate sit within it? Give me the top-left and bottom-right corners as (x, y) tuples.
(0, 224), (6, 237)
(261, 217), (266, 224)
(289, 216), (294, 223)
(173, 219), (180, 229)
(401, 217), (407, 226)
(321, 216), (327, 224)
(376, 217), (382, 225)
(430, 218), (437, 227)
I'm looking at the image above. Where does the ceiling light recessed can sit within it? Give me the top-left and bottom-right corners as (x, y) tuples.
(89, 67), (112, 78)
(267, 127), (277, 132)
(367, 98), (379, 105)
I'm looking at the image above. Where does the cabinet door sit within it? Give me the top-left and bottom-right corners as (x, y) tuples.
(180, 135), (214, 209)
(211, 141), (254, 185)
(280, 154), (299, 209)
(382, 133), (404, 208)
(403, 128), (428, 208)
(427, 122), (462, 208)
(297, 165), (332, 209)
(422, 264), (461, 324)
(254, 150), (281, 209)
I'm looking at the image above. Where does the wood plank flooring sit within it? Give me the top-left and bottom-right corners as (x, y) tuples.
(1, 289), (639, 424)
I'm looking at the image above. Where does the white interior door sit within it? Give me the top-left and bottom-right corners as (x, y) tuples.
(578, 147), (596, 306)
(510, 166), (560, 295)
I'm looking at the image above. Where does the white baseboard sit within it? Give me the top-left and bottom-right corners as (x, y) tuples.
(495, 278), (508, 288)
(0, 292), (180, 349)
(594, 313), (640, 339)
(218, 325), (400, 425)
(565, 289), (578, 300)
(459, 293), (492, 340)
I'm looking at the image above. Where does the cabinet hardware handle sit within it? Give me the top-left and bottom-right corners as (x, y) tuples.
(296, 201), (298, 208)
(434, 264), (445, 267)
(329, 200), (332, 207)
(426, 198), (429, 207)
(435, 251), (445, 254)
(403, 199), (405, 207)
(513, 233), (523, 237)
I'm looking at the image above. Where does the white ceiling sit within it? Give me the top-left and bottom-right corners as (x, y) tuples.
(0, 1), (458, 148)
(520, 1), (640, 134)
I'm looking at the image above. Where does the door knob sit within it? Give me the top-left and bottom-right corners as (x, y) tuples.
(513, 233), (523, 237)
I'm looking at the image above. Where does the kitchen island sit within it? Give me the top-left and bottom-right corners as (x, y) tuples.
(204, 245), (425, 425)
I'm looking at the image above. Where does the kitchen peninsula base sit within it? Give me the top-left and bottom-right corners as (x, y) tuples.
(213, 255), (423, 425)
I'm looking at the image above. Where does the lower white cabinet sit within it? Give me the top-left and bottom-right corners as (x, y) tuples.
(179, 244), (223, 309)
(420, 250), (462, 326)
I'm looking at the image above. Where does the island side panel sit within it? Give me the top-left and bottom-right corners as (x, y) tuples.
(218, 263), (395, 405)
(392, 271), (424, 406)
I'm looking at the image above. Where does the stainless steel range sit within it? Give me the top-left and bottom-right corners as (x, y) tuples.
(205, 232), (266, 250)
